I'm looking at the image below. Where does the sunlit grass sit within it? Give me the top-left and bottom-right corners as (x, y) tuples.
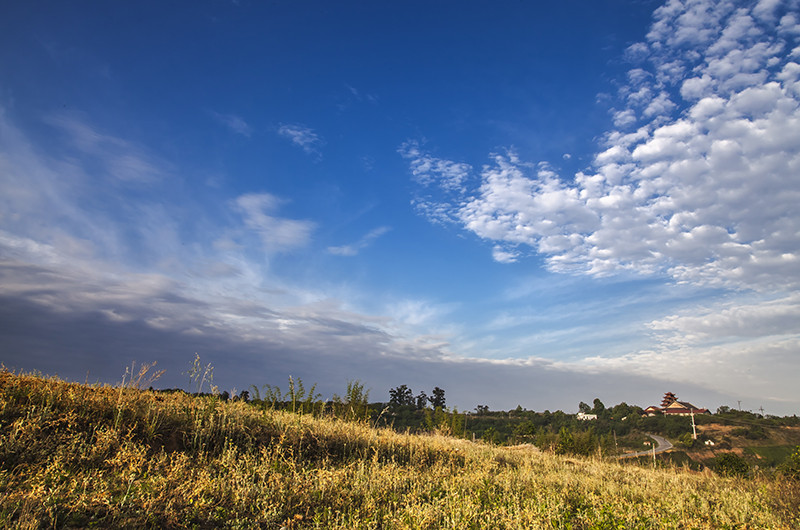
(1, 368), (797, 528)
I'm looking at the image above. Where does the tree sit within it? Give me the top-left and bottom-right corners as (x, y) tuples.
(592, 398), (606, 415)
(415, 391), (428, 410)
(429, 387), (446, 409)
(475, 405), (489, 414)
(555, 426), (574, 455)
(578, 401), (592, 414)
(482, 427), (501, 444)
(389, 384), (414, 408)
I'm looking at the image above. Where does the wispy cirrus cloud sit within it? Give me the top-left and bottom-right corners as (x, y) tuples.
(211, 111), (252, 137)
(327, 226), (391, 256)
(45, 112), (169, 184)
(277, 123), (323, 156)
(233, 193), (315, 253)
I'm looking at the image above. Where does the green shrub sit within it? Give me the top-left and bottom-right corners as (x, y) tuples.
(712, 452), (750, 477)
(779, 445), (800, 480)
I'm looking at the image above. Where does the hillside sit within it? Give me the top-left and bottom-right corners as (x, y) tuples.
(1, 369), (798, 529)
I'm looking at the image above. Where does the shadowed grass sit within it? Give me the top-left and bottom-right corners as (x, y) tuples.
(1, 368), (798, 528)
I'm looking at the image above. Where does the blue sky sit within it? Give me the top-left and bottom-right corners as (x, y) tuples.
(2, 0), (800, 415)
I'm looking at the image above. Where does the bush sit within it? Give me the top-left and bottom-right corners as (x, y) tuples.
(677, 432), (697, 449)
(732, 426), (768, 440)
(712, 453), (750, 477)
(779, 445), (800, 480)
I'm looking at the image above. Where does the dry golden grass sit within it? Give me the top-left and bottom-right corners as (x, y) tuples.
(1, 368), (798, 529)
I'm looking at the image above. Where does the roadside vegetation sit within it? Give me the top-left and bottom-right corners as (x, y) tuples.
(2, 366), (799, 528)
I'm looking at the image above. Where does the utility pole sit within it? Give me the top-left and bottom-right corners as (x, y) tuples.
(690, 410), (697, 440)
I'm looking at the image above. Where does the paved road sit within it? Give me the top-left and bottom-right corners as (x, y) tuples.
(618, 434), (673, 459)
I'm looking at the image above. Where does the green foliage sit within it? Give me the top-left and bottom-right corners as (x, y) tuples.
(339, 379), (370, 421)
(251, 376), (323, 415)
(779, 445), (800, 480)
(712, 453), (751, 477)
(555, 426), (574, 455)
(732, 426), (768, 440)
(677, 432), (697, 449)
(482, 426), (501, 444)
(429, 386), (446, 409)
(388, 384), (414, 409)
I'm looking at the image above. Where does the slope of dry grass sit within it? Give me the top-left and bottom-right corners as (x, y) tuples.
(1, 368), (797, 529)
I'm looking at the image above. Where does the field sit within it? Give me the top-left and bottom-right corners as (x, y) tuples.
(1, 368), (798, 529)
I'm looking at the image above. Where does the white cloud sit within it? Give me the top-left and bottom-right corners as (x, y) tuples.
(277, 123), (323, 156)
(328, 226), (391, 256)
(404, 0), (800, 292)
(612, 109), (637, 128)
(648, 294), (800, 344)
(233, 193), (315, 253)
(212, 112), (252, 137)
(45, 112), (168, 184)
(399, 141), (472, 193)
(491, 245), (519, 264)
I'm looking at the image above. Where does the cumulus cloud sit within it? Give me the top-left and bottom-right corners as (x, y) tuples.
(277, 123), (323, 156)
(399, 141), (472, 193)
(404, 0), (800, 290)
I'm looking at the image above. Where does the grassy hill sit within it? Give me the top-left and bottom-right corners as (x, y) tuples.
(1, 369), (798, 529)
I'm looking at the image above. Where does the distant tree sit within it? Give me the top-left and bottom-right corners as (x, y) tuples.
(389, 385), (414, 408)
(415, 391), (428, 410)
(475, 405), (489, 414)
(609, 401), (641, 419)
(482, 427), (500, 444)
(578, 401), (592, 414)
(555, 426), (574, 455)
(220, 390), (230, 401)
(513, 421), (536, 440)
(238, 389), (250, 403)
(717, 405), (731, 414)
(429, 387), (446, 410)
(592, 398), (606, 415)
